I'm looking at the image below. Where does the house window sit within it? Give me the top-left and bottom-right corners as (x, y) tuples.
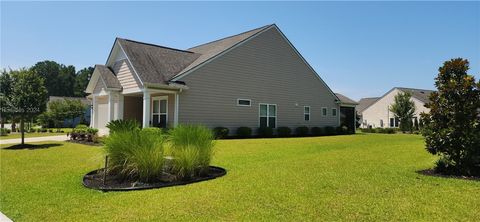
(304, 106), (310, 121)
(259, 104), (277, 128)
(152, 97), (168, 128)
(390, 117), (399, 127)
(332, 108), (337, 116)
(237, 99), (251, 107)
(322, 107), (328, 116)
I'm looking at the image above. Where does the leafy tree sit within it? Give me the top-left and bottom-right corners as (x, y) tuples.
(31, 61), (76, 97)
(389, 92), (416, 132)
(64, 99), (87, 127)
(4, 69), (48, 145)
(421, 58), (480, 176)
(74, 67), (94, 97)
(0, 70), (13, 128)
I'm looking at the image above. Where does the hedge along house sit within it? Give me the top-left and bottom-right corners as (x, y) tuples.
(85, 24), (356, 135)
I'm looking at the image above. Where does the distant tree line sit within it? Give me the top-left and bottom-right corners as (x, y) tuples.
(31, 60), (94, 97)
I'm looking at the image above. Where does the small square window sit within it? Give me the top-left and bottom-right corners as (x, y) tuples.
(332, 108), (337, 116)
(237, 99), (251, 106)
(322, 107), (327, 116)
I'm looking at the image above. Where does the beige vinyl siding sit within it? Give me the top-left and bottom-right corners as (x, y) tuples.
(178, 27), (339, 133)
(112, 59), (141, 90)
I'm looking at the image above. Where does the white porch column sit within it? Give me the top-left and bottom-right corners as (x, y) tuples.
(174, 93), (179, 127)
(108, 92), (114, 122)
(91, 95), (96, 128)
(117, 94), (124, 120)
(142, 90), (151, 128)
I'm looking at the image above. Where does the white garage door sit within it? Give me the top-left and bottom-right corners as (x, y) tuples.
(96, 101), (109, 130)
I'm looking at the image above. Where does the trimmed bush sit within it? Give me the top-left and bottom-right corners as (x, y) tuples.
(0, 128), (9, 136)
(106, 119), (140, 134)
(170, 125), (215, 180)
(277, 127), (291, 137)
(105, 128), (166, 182)
(324, 126), (335, 135)
(311, 127), (324, 136)
(295, 126), (309, 137)
(70, 124), (99, 142)
(236, 127), (252, 138)
(336, 126), (348, 135)
(257, 127), (274, 138)
(213, 127), (229, 139)
(28, 128), (36, 133)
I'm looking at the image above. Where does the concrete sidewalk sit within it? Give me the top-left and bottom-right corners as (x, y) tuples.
(0, 135), (69, 145)
(0, 211), (13, 222)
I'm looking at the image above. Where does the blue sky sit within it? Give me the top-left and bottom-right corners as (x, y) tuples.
(1, 1), (479, 100)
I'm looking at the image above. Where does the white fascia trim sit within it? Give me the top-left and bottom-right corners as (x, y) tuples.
(171, 25), (276, 81)
(116, 41), (145, 88)
(85, 70), (100, 93)
(144, 82), (189, 90)
(272, 25), (340, 103)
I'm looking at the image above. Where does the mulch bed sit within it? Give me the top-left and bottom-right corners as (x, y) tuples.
(417, 169), (479, 181)
(67, 139), (103, 146)
(83, 166), (227, 191)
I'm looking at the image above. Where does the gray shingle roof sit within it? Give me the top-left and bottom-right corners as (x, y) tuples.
(396, 87), (434, 104)
(335, 93), (358, 105)
(95, 65), (122, 89)
(357, 87), (435, 113)
(114, 25), (273, 84)
(357, 97), (379, 113)
(117, 38), (201, 84)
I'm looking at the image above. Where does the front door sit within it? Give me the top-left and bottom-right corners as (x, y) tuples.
(152, 96), (168, 128)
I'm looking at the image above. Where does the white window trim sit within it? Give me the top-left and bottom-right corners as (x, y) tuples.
(151, 96), (168, 127)
(259, 103), (277, 128)
(237, 98), (252, 107)
(304, 106), (311, 121)
(321, 107), (328, 116)
(332, 108), (337, 117)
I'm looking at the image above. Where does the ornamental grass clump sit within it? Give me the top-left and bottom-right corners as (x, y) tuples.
(105, 127), (166, 182)
(169, 125), (215, 180)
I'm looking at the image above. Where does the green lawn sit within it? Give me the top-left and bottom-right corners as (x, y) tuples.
(0, 128), (72, 139)
(1, 134), (478, 221)
(0, 132), (65, 139)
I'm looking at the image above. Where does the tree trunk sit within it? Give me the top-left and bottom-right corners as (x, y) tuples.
(20, 118), (25, 145)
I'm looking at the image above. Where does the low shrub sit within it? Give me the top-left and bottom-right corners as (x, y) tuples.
(296, 126), (309, 137)
(213, 127), (229, 139)
(170, 125), (215, 180)
(277, 127), (291, 137)
(105, 128), (165, 182)
(106, 119), (140, 134)
(40, 128), (47, 133)
(0, 128), (9, 136)
(48, 129), (53, 133)
(28, 128), (36, 133)
(324, 126), (335, 135)
(311, 127), (324, 136)
(70, 124), (99, 142)
(236, 127), (252, 138)
(257, 127), (274, 138)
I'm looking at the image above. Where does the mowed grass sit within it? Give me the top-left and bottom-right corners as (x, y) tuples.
(1, 134), (479, 221)
(0, 132), (66, 139)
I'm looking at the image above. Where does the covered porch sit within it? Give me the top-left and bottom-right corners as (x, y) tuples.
(90, 89), (180, 134)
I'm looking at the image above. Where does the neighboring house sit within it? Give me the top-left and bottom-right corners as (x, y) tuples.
(48, 96), (91, 127)
(358, 87), (434, 128)
(85, 24), (356, 135)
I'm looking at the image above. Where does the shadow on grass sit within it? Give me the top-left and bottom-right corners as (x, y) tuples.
(417, 169), (479, 181)
(2, 143), (62, 150)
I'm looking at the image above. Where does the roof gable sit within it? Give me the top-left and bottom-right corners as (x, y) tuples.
(117, 38), (200, 85)
(358, 87), (435, 113)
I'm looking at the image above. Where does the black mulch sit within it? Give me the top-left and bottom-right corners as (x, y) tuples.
(83, 166), (227, 192)
(417, 169), (479, 181)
